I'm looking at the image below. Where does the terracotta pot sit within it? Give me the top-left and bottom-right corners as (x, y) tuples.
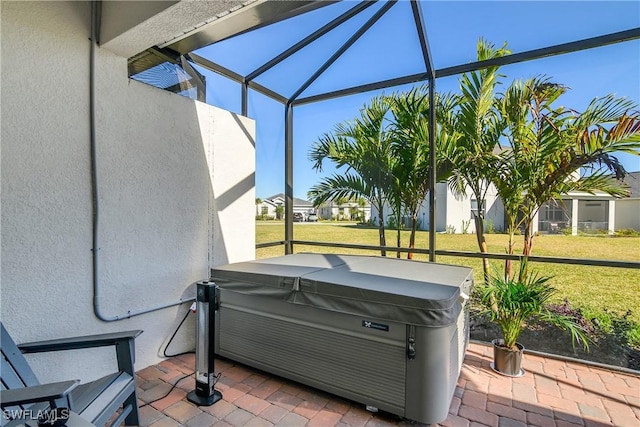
(491, 339), (525, 377)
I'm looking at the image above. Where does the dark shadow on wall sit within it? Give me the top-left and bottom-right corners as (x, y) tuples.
(212, 172), (255, 267)
(231, 112), (256, 148)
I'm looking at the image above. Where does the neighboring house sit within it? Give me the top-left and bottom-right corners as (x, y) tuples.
(371, 183), (504, 234)
(371, 172), (640, 235)
(318, 201), (372, 222)
(258, 193), (315, 220)
(256, 198), (278, 219)
(537, 171), (640, 234)
(615, 171), (640, 231)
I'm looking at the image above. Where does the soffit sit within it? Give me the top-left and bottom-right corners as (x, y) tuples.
(102, 0), (331, 59)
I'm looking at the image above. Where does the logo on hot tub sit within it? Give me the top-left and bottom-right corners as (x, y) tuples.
(362, 320), (389, 332)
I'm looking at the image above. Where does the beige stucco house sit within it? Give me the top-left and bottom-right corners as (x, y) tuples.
(0, 0), (296, 385)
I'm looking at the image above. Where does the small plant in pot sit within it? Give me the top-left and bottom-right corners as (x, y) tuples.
(477, 260), (589, 377)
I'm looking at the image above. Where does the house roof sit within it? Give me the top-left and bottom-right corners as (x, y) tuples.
(259, 199), (277, 207)
(264, 193), (313, 207)
(563, 171), (640, 200)
(623, 171), (640, 198)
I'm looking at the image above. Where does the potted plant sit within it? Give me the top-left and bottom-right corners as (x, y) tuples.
(477, 260), (589, 376)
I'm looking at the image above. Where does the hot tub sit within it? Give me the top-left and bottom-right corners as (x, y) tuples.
(211, 253), (473, 424)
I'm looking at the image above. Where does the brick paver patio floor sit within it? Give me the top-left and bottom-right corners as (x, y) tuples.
(134, 342), (639, 427)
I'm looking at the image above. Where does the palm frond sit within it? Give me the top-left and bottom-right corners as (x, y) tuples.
(477, 260), (590, 350)
(307, 173), (376, 208)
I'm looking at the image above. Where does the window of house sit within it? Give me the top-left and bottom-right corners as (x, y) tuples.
(261, 206), (268, 215)
(471, 199), (485, 217)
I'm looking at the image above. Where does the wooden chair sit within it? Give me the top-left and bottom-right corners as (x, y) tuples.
(1, 322), (142, 426)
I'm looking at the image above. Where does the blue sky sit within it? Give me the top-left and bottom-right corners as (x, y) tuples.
(193, 0), (640, 200)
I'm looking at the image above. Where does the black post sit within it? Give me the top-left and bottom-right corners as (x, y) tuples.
(241, 81), (248, 116)
(285, 103), (294, 254)
(428, 78), (436, 262)
(187, 281), (222, 406)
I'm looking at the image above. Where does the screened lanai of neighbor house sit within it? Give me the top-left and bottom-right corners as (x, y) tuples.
(1, 1), (639, 426)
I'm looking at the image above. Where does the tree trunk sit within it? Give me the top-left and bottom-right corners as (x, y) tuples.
(474, 214), (491, 285)
(505, 231), (516, 280)
(519, 220), (535, 281)
(377, 208), (386, 257)
(523, 220), (534, 257)
(395, 203), (402, 259)
(407, 214), (418, 260)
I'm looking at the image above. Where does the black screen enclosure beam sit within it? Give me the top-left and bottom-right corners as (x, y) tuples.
(188, 53), (288, 104)
(292, 27), (640, 106)
(245, 0), (376, 84)
(285, 103), (294, 254)
(410, 0), (437, 261)
(289, 1), (397, 103)
(181, 2), (638, 261)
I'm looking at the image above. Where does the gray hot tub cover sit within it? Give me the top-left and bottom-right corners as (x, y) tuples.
(211, 254), (473, 327)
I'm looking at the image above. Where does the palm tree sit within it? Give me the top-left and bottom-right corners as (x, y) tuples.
(493, 76), (562, 276)
(497, 76), (640, 267)
(255, 197), (262, 216)
(357, 197), (366, 223)
(308, 96), (394, 256)
(387, 86), (456, 259)
(275, 205), (284, 220)
(446, 39), (510, 281)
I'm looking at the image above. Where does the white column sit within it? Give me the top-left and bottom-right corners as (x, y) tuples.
(571, 199), (579, 235)
(608, 200), (616, 235)
(532, 210), (539, 234)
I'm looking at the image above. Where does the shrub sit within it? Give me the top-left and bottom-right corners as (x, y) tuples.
(256, 214), (275, 221)
(547, 299), (595, 336)
(583, 308), (640, 349)
(476, 262), (590, 351)
(484, 219), (495, 234)
(387, 215), (404, 230)
(616, 228), (640, 237)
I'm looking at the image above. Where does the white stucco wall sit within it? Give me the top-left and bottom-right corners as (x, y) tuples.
(414, 183), (504, 234)
(443, 186), (468, 233)
(1, 1), (254, 384)
(206, 105), (256, 266)
(370, 183), (448, 232)
(615, 199), (640, 231)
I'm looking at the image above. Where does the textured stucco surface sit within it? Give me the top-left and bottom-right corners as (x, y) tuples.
(100, 0), (247, 57)
(207, 107), (256, 266)
(100, 1), (179, 46)
(1, 1), (255, 383)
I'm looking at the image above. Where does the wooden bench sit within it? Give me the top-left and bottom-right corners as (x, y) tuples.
(1, 323), (141, 426)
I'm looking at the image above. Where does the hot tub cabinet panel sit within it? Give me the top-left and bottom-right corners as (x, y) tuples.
(211, 254), (473, 425)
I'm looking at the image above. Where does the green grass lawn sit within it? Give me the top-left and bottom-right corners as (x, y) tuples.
(256, 221), (640, 325)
